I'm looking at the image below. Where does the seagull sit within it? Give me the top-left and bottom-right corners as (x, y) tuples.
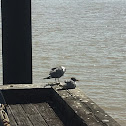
(59, 77), (79, 89)
(43, 66), (66, 83)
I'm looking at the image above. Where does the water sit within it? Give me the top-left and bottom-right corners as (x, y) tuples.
(0, 0), (126, 125)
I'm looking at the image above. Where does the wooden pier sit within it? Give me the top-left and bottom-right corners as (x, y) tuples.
(0, 84), (121, 126)
(0, 0), (121, 125)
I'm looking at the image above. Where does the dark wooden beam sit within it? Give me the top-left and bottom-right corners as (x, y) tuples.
(1, 0), (32, 84)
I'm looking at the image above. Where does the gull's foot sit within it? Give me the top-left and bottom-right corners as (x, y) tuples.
(56, 82), (60, 85)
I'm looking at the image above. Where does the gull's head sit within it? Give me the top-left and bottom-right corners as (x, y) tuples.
(71, 77), (79, 82)
(61, 66), (66, 72)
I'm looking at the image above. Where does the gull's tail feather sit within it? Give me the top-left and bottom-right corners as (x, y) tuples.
(43, 76), (51, 79)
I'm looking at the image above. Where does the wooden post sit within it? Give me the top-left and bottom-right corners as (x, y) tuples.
(1, 0), (32, 84)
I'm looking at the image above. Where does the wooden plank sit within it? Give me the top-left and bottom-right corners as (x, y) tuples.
(34, 103), (64, 126)
(68, 89), (121, 126)
(9, 104), (33, 126)
(34, 103), (58, 118)
(1, 88), (52, 104)
(51, 88), (89, 126)
(6, 105), (17, 126)
(0, 84), (47, 90)
(45, 118), (65, 126)
(52, 86), (121, 126)
(21, 103), (48, 126)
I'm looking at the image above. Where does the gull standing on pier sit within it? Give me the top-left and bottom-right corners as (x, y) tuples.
(43, 66), (66, 83)
(59, 77), (79, 89)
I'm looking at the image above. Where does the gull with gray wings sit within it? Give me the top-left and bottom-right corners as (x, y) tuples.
(43, 66), (66, 83)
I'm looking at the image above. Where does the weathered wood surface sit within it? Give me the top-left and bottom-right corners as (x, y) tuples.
(0, 84), (64, 126)
(6, 102), (64, 126)
(52, 85), (121, 126)
(0, 84), (46, 90)
(0, 84), (121, 126)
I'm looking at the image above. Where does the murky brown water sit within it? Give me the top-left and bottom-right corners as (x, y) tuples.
(0, 0), (126, 125)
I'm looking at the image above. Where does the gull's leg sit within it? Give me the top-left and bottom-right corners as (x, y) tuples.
(57, 78), (60, 84)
